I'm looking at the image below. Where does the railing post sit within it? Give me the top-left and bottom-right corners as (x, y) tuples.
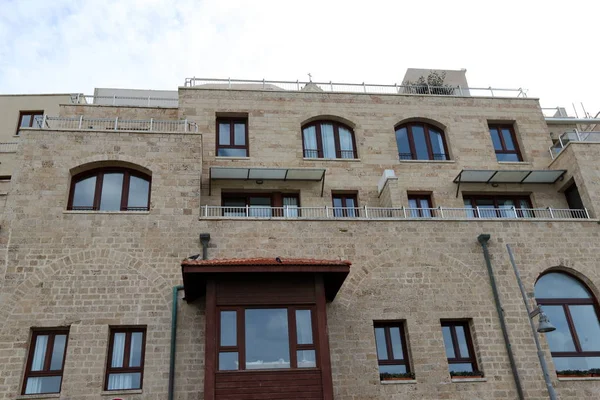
(228, 77), (231, 89)
(476, 206), (481, 218)
(147, 96), (151, 107)
(330, 81), (333, 92)
(548, 207), (554, 219)
(246, 205), (249, 217)
(458, 85), (463, 96)
(363, 82), (366, 93)
(284, 205), (288, 218)
(364, 205), (369, 219)
(262, 79), (265, 89)
(512, 206), (517, 218)
(296, 80), (300, 91)
(426, 83), (431, 94)
(575, 128), (581, 142)
(439, 206), (444, 218)
(150, 118), (153, 131)
(78, 115), (83, 129)
(114, 117), (118, 130)
(204, 205), (208, 217)
(585, 208), (590, 219)
(325, 206), (329, 218)
(489, 86), (494, 97)
(402, 206), (407, 218)
(113, 95), (116, 105)
(41, 114), (47, 129)
(184, 119), (188, 132)
(558, 134), (564, 149)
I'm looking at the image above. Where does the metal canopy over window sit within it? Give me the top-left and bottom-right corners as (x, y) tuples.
(209, 167), (327, 196)
(453, 169), (566, 197)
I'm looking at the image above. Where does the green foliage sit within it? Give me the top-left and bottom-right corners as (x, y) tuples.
(557, 369), (600, 376)
(450, 370), (485, 377)
(379, 372), (415, 380)
(402, 71), (455, 95)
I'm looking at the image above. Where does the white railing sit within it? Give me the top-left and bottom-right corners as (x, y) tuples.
(0, 142), (18, 153)
(201, 206), (589, 220)
(184, 78), (527, 98)
(33, 116), (198, 133)
(70, 94), (178, 108)
(550, 129), (600, 158)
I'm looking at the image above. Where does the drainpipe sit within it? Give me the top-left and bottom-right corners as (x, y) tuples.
(168, 233), (211, 400)
(477, 234), (525, 400)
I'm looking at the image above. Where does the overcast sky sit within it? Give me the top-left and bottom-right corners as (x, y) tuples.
(1, 0), (598, 116)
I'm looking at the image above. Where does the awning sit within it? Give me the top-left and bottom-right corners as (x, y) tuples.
(453, 169), (566, 197)
(181, 257), (351, 302)
(209, 167), (327, 196)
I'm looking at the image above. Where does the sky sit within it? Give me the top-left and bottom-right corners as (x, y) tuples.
(1, 0), (599, 116)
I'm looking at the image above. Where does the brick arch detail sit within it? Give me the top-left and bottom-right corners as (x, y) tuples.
(527, 259), (600, 301)
(70, 154), (155, 177)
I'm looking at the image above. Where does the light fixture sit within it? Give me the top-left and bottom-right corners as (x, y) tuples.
(536, 311), (556, 333)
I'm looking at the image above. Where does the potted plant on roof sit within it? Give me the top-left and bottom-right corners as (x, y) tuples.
(402, 71), (455, 95)
(380, 372), (415, 381)
(556, 369), (595, 378)
(450, 370), (485, 379)
(591, 368), (600, 377)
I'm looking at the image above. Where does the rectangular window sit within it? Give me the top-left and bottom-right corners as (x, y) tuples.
(407, 194), (433, 218)
(105, 327), (146, 391)
(22, 329), (69, 395)
(463, 194), (532, 218)
(441, 321), (480, 375)
(17, 111), (44, 135)
(217, 117), (248, 157)
(221, 193), (299, 217)
(217, 307), (317, 371)
(332, 193), (358, 218)
(373, 322), (412, 380)
(488, 124), (522, 162)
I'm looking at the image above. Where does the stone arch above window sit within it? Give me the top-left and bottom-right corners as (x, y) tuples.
(301, 120), (357, 159)
(394, 120), (449, 161)
(534, 271), (600, 375)
(68, 165), (151, 211)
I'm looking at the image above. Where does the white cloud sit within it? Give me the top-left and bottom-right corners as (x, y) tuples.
(0, 0), (599, 114)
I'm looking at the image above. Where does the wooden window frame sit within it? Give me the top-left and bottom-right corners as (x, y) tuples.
(22, 329), (69, 395)
(216, 117), (249, 157)
(67, 167), (151, 211)
(441, 321), (479, 373)
(488, 124), (523, 162)
(373, 321), (411, 375)
(16, 110), (44, 135)
(463, 194), (532, 218)
(216, 305), (318, 371)
(407, 194), (434, 218)
(301, 120), (358, 159)
(332, 193), (358, 218)
(105, 327), (147, 391)
(395, 122), (449, 161)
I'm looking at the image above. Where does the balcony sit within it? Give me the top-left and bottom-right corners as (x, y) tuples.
(30, 116), (198, 133)
(0, 142), (18, 153)
(550, 130), (600, 159)
(201, 206), (589, 220)
(70, 94), (178, 108)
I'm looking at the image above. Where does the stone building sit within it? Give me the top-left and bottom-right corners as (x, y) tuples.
(1, 73), (600, 400)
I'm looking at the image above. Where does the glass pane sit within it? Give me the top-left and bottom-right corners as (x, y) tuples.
(99, 173), (124, 211)
(455, 326), (471, 358)
(127, 176), (149, 210)
(449, 363), (474, 373)
(31, 335), (49, 371)
(234, 123), (246, 145)
(489, 128), (502, 150)
(219, 352), (239, 371)
(339, 127), (354, 158)
(411, 125), (429, 160)
(296, 310), (313, 345)
(297, 350), (316, 368)
(501, 128), (516, 150)
(245, 308), (290, 369)
(553, 356), (600, 372)
(378, 364), (407, 374)
(219, 123), (230, 145)
(543, 305), (576, 352)
(389, 327), (404, 360)
(220, 311), (237, 346)
(569, 305), (600, 351)
(49, 334), (66, 370)
(25, 376), (62, 394)
(497, 153), (520, 162)
(442, 326), (455, 358)
(332, 197), (343, 208)
(249, 197), (271, 218)
(374, 327), (388, 360)
(218, 147), (247, 157)
(20, 114), (32, 127)
(429, 128), (446, 160)
(107, 372), (141, 390)
(320, 123), (336, 158)
(72, 176), (96, 209)
(129, 332), (143, 367)
(474, 198), (497, 218)
(303, 126), (318, 158)
(535, 273), (591, 298)
(111, 332), (126, 368)
(463, 200), (475, 218)
(395, 127), (411, 159)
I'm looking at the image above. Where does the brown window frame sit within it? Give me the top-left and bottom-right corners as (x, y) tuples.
(105, 327), (147, 391)
(22, 329), (69, 395)
(16, 110), (44, 135)
(441, 321), (479, 374)
(488, 124), (523, 162)
(301, 120), (358, 159)
(67, 167), (151, 211)
(373, 321), (411, 377)
(216, 305), (318, 371)
(395, 122), (449, 161)
(463, 194), (532, 218)
(332, 193), (358, 218)
(407, 194), (434, 218)
(216, 117), (249, 157)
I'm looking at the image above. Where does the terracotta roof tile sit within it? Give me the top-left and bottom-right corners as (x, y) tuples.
(182, 257), (351, 267)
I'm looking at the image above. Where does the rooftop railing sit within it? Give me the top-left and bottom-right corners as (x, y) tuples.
(550, 129), (600, 159)
(31, 116), (198, 133)
(0, 142), (19, 153)
(201, 206), (589, 220)
(70, 94), (178, 108)
(184, 77), (527, 98)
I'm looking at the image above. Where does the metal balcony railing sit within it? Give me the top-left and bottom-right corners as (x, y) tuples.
(30, 116), (198, 133)
(550, 129), (600, 159)
(70, 94), (178, 108)
(201, 206), (589, 220)
(0, 142), (18, 153)
(184, 77), (527, 98)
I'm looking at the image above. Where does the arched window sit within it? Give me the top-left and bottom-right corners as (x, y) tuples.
(302, 120), (357, 159)
(68, 168), (151, 211)
(395, 122), (448, 161)
(534, 272), (600, 374)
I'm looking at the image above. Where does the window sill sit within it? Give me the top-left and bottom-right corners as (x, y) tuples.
(557, 376), (600, 381)
(16, 394), (61, 400)
(303, 157), (361, 162)
(399, 159), (455, 164)
(497, 161), (530, 165)
(215, 156), (250, 160)
(101, 389), (143, 395)
(63, 210), (150, 215)
(380, 379), (417, 385)
(451, 377), (487, 383)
